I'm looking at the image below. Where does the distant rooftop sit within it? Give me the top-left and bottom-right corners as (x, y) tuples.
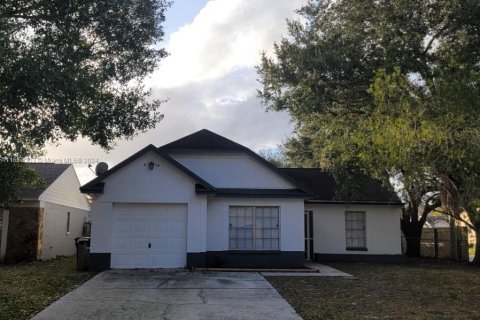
(20, 163), (70, 199)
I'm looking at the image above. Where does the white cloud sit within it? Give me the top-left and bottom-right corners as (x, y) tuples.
(150, 68), (294, 150)
(148, 0), (306, 88)
(45, 0), (307, 184)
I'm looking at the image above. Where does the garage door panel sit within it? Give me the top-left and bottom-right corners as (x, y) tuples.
(115, 221), (131, 234)
(133, 221), (149, 234)
(150, 221), (169, 234)
(150, 237), (186, 250)
(168, 221), (187, 233)
(113, 238), (131, 250)
(111, 204), (187, 269)
(152, 212), (182, 221)
(114, 221), (151, 236)
(114, 237), (149, 251)
(149, 237), (169, 249)
(113, 254), (149, 268)
(150, 221), (186, 236)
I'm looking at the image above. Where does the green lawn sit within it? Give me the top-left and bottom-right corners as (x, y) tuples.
(267, 260), (480, 320)
(0, 256), (96, 320)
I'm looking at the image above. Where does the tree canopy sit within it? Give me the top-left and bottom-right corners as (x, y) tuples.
(1, 0), (169, 153)
(258, 0), (480, 260)
(0, 0), (169, 205)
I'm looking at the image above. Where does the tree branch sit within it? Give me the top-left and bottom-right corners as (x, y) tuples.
(424, 192), (440, 206)
(421, 197), (441, 226)
(432, 209), (475, 229)
(423, 23), (450, 56)
(0, 13), (52, 21)
(2, 3), (43, 16)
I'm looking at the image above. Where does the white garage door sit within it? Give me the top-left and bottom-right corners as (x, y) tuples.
(111, 203), (187, 269)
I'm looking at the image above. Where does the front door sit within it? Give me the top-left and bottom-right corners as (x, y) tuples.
(304, 210), (314, 260)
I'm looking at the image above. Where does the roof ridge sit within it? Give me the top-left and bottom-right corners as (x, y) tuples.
(160, 128), (246, 151)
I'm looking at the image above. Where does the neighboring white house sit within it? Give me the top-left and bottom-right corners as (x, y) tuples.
(0, 163), (91, 263)
(81, 129), (404, 271)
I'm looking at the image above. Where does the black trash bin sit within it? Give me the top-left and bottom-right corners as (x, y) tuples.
(75, 237), (91, 271)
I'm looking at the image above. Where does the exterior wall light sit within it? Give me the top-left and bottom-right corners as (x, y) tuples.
(144, 161), (159, 170)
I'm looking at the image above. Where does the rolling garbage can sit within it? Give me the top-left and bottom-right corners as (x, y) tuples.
(75, 237), (90, 271)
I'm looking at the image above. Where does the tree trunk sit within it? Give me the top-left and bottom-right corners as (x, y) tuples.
(405, 234), (422, 257)
(402, 223), (423, 257)
(450, 215), (459, 261)
(471, 226), (480, 265)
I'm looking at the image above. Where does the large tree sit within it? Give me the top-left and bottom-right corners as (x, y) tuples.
(0, 0), (169, 204)
(258, 0), (480, 259)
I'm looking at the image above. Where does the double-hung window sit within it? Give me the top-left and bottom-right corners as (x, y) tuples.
(229, 206), (280, 250)
(345, 211), (367, 250)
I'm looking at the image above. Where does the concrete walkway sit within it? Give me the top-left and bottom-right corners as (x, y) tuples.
(262, 262), (354, 277)
(32, 269), (302, 320)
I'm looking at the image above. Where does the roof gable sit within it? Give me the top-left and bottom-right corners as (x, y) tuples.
(38, 165), (90, 210)
(20, 163), (70, 199)
(160, 129), (246, 152)
(160, 129), (314, 196)
(80, 145), (215, 194)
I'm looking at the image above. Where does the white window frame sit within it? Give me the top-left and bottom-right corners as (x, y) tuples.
(345, 211), (367, 251)
(229, 206), (280, 250)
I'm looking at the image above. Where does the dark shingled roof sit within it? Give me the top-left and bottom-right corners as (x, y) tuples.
(213, 188), (307, 198)
(160, 129), (246, 151)
(20, 163), (70, 199)
(281, 168), (401, 204)
(160, 129), (315, 197)
(81, 130), (399, 203)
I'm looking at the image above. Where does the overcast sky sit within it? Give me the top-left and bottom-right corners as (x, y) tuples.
(44, 0), (307, 184)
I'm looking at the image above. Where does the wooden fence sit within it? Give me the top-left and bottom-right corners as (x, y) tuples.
(402, 227), (469, 261)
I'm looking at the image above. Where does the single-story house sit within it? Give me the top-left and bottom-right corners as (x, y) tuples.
(0, 163), (91, 263)
(81, 129), (404, 271)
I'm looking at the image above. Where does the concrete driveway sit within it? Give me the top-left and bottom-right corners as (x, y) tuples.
(32, 270), (301, 320)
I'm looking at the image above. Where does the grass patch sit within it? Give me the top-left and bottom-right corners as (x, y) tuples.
(0, 256), (96, 320)
(267, 260), (480, 320)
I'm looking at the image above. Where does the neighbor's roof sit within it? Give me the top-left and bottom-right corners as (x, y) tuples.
(20, 163), (70, 199)
(281, 168), (402, 204)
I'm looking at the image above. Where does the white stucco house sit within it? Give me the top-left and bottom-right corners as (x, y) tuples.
(0, 163), (90, 263)
(81, 129), (404, 271)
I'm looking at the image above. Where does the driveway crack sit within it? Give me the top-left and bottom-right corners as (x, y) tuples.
(161, 304), (171, 320)
(199, 289), (206, 304)
(156, 279), (170, 288)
